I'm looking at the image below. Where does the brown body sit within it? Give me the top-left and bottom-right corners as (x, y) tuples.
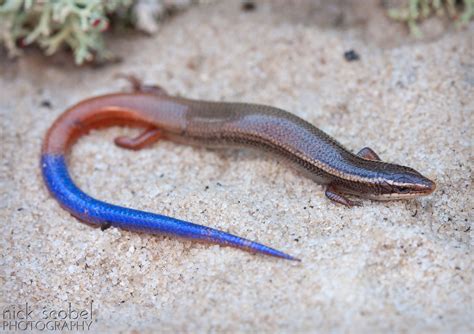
(43, 85), (435, 206)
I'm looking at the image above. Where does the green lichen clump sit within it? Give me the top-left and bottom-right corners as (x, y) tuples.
(0, 0), (133, 64)
(388, 0), (474, 37)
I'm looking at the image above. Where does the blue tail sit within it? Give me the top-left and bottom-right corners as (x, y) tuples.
(41, 154), (299, 261)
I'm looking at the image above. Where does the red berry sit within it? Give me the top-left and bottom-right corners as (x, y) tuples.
(92, 18), (101, 27)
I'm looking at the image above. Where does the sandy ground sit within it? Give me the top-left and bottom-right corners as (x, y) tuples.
(1, 1), (472, 332)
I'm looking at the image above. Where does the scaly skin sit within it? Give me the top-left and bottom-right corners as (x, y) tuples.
(41, 82), (435, 260)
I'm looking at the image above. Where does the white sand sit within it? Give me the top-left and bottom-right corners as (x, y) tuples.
(1, 1), (472, 332)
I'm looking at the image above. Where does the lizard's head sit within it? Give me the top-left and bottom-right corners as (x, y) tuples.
(370, 164), (436, 200)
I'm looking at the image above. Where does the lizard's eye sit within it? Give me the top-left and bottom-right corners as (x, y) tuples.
(397, 187), (410, 194)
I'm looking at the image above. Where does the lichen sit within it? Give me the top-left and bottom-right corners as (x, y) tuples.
(388, 0), (474, 37)
(0, 0), (138, 64)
